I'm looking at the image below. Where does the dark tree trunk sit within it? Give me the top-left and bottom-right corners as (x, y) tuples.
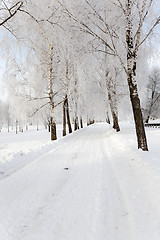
(80, 116), (83, 128)
(8, 120), (10, 132)
(112, 111), (120, 132)
(16, 120), (18, 134)
(106, 113), (110, 124)
(127, 54), (148, 150)
(128, 77), (148, 150)
(48, 123), (51, 133)
(19, 126), (23, 133)
(87, 119), (95, 126)
(125, 1), (148, 151)
(48, 44), (57, 141)
(50, 117), (57, 141)
(108, 92), (120, 132)
(91, 120), (94, 125)
(145, 116), (149, 124)
(74, 116), (79, 131)
(145, 105), (153, 123)
(66, 95), (72, 134)
(44, 122), (47, 130)
(63, 99), (67, 136)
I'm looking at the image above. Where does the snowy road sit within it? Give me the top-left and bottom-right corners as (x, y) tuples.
(0, 124), (160, 240)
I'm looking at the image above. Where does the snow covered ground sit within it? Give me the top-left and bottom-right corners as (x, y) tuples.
(0, 125), (63, 163)
(0, 123), (160, 240)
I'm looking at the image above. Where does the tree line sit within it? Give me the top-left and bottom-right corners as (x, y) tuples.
(0, 0), (160, 151)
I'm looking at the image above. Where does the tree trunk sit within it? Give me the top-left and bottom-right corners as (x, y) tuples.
(108, 92), (120, 132)
(87, 118), (90, 126)
(145, 108), (151, 123)
(126, 0), (148, 151)
(80, 116), (83, 128)
(7, 119), (10, 132)
(145, 99), (153, 123)
(19, 125), (23, 133)
(145, 117), (149, 124)
(112, 111), (120, 132)
(128, 78), (148, 150)
(106, 113), (110, 124)
(48, 44), (57, 141)
(74, 116), (79, 131)
(66, 95), (72, 134)
(87, 119), (94, 126)
(63, 99), (67, 136)
(16, 120), (18, 134)
(145, 113), (150, 124)
(50, 117), (57, 141)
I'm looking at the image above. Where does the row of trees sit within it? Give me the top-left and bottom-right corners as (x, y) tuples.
(0, 0), (160, 151)
(1, 65), (160, 132)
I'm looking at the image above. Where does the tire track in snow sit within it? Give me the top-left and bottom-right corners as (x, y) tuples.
(100, 134), (136, 240)
(0, 127), (88, 182)
(0, 128), (89, 240)
(105, 131), (160, 240)
(1, 125), (137, 240)
(1, 124), (160, 240)
(14, 125), (109, 240)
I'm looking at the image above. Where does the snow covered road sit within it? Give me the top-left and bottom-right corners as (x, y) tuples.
(0, 123), (160, 240)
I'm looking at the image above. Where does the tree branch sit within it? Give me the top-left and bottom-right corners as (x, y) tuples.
(0, 1), (23, 26)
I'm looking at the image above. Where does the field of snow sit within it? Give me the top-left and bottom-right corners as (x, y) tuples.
(0, 122), (160, 240)
(0, 125), (64, 163)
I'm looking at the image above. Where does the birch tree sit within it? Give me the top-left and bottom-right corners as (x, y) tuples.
(12, 0), (65, 140)
(0, 1), (23, 121)
(63, 0), (160, 151)
(144, 67), (160, 122)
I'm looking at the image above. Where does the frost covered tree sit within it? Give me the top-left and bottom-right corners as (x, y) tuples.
(96, 52), (121, 131)
(62, 57), (73, 136)
(0, 1), (23, 120)
(2, 0), (160, 148)
(8, 0), (65, 140)
(106, 70), (120, 132)
(144, 67), (160, 122)
(63, 0), (160, 150)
